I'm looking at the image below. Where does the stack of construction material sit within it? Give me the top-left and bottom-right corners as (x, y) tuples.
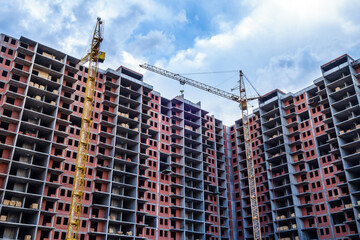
(30, 203), (38, 209)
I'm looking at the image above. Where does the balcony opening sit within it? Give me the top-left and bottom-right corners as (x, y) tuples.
(17, 53), (25, 60)
(9, 85), (18, 93)
(60, 113), (68, 120)
(15, 63), (23, 70)
(64, 91), (71, 98)
(2, 109), (12, 117)
(54, 148), (62, 156)
(0, 121), (9, 130)
(0, 135), (6, 144)
(58, 125), (66, 132)
(19, 41), (28, 48)
(6, 97), (15, 105)
(56, 136), (64, 144)
(333, 213), (345, 224)
(62, 102), (70, 109)
(49, 174), (58, 182)
(45, 201), (54, 211)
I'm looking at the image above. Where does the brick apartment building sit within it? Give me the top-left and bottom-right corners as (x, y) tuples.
(228, 54), (360, 240)
(0, 33), (360, 240)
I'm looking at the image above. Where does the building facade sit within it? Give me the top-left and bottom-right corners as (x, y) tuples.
(0, 34), (230, 240)
(1, 33), (360, 240)
(228, 54), (360, 240)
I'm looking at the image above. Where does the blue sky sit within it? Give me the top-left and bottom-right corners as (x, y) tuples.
(2, 0), (360, 125)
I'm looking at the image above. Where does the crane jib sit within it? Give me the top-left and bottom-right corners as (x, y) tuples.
(140, 63), (262, 239)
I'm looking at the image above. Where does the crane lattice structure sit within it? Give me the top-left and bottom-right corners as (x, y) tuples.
(140, 63), (261, 240)
(66, 17), (105, 240)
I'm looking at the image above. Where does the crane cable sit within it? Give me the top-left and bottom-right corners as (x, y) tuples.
(179, 70), (238, 75)
(181, 70), (261, 98)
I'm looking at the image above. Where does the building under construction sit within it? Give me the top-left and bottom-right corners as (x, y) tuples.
(0, 33), (360, 240)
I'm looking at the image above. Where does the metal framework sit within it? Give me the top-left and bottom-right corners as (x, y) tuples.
(140, 63), (242, 102)
(139, 63), (261, 239)
(238, 71), (261, 240)
(66, 17), (104, 240)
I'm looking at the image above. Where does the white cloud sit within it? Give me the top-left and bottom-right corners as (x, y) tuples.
(58, 29), (89, 57)
(17, 0), (52, 29)
(1, 1), (185, 57)
(128, 31), (175, 55)
(255, 48), (320, 93)
(175, 9), (188, 23)
(164, 0), (360, 72)
(117, 51), (148, 72)
(3, 0), (360, 125)
(16, 0), (80, 32)
(167, 48), (206, 69)
(18, 0), (51, 22)
(147, 0), (360, 125)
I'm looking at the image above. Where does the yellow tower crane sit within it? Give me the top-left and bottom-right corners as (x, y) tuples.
(139, 63), (262, 240)
(66, 17), (105, 240)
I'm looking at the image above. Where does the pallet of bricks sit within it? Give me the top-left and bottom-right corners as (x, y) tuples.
(0, 200), (21, 222)
(2, 199), (22, 207)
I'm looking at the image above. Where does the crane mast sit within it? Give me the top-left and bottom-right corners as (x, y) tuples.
(238, 71), (261, 240)
(140, 63), (261, 240)
(66, 17), (105, 240)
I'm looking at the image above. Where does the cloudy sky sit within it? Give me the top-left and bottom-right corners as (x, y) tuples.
(2, 0), (360, 125)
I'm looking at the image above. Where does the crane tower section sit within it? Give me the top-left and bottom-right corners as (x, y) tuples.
(66, 17), (105, 240)
(238, 71), (261, 240)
